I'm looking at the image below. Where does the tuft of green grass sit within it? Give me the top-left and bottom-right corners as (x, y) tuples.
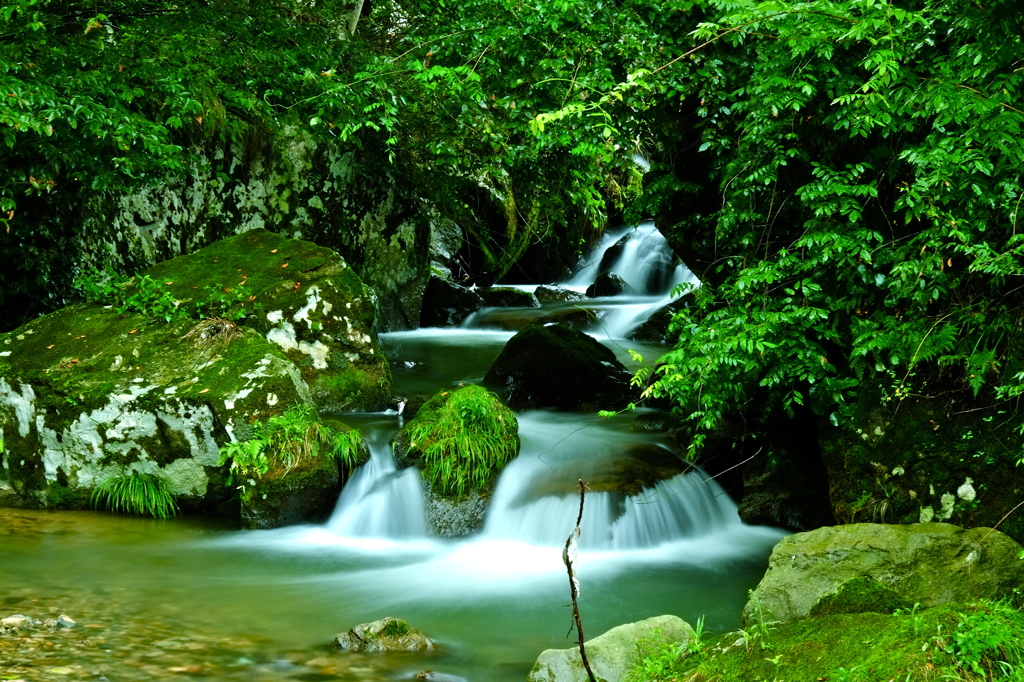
(219, 404), (362, 485)
(90, 471), (178, 519)
(403, 384), (519, 497)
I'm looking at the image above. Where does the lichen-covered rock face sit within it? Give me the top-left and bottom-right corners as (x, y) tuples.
(744, 523), (1024, 625)
(140, 229), (392, 412)
(0, 304), (309, 511)
(527, 615), (694, 682)
(74, 131), (431, 332)
(484, 324), (636, 411)
(332, 617), (434, 653)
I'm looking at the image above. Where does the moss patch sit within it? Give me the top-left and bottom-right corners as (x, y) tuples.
(397, 384), (518, 497)
(809, 576), (913, 617)
(675, 601), (1024, 682)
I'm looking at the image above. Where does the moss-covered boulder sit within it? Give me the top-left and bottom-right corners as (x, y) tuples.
(0, 304), (308, 512)
(394, 385), (518, 535)
(745, 523), (1024, 624)
(140, 229), (391, 411)
(808, 576), (913, 617)
(484, 324), (636, 410)
(231, 412), (370, 529)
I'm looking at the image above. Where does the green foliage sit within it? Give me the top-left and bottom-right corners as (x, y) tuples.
(403, 384), (518, 497)
(90, 471), (177, 519)
(658, 601), (1024, 682)
(518, 0), (1024, 449)
(218, 404), (362, 486)
(627, 630), (687, 682)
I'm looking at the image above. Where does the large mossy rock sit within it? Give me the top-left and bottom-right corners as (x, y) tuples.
(0, 231), (385, 523)
(527, 615), (694, 682)
(484, 324), (635, 410)
(0, 304), (309, 511)
(141, 229), (392, 412)
(745, 523), (1024, 624)
(239, 419), (370, 529)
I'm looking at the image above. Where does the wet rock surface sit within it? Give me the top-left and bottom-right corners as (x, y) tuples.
(333, 617), (434, 653)
(418, 277), (484, 327)
(484, 324), (636, 410)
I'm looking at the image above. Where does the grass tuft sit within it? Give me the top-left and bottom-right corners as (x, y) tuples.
(90, 471), (178, 519)
(403, 384), (519, 497)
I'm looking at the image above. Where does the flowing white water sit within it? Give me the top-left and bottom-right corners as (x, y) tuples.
(325, 429), (427, 539)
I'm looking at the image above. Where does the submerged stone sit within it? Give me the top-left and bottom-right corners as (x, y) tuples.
(333, 617), (434, 653)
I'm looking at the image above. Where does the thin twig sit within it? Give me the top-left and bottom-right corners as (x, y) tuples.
(563, 479), (596, 682)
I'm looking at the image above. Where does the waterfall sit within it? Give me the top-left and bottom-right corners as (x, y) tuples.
(325, 429), (428, 539)
(481, 412), (737, 550)
(561, 222), (700, 338)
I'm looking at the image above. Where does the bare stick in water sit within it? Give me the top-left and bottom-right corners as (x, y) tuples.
(563, 478), (596, 682)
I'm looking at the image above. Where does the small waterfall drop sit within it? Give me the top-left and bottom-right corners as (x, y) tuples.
(325, 428), (427, 539)
(481, 411), (737, 550)
(561, 222), (699, 338)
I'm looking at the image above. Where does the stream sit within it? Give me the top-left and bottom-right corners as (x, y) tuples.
(1, 223), (787, 681)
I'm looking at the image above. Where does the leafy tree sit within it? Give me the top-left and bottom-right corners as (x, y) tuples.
(529, 0), (1024, 448)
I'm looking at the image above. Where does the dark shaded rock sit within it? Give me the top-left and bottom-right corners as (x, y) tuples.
(596, 234), (630, 277)
(333, 617), (434, 653)
(419, 277), (484, 327)
(630, 410), (673, 433)
(628, 293), (693, 343)
(483, 324), (636, 410)
(744, 523), (1024, 624)
(534, 285), (589, 304)
(586, 272), (633, 298)
(240, 449), (341, 530)
(479, 287), (539, 308)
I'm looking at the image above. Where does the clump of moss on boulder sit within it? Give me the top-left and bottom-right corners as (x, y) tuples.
(396, 384), (518, 497)
(219, 404), (369, 529)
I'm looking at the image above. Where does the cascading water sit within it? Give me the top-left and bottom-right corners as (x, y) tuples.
(325, 426), (427, 539)
(572, 222), (699, 338)
(196, 222), (785, 680)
